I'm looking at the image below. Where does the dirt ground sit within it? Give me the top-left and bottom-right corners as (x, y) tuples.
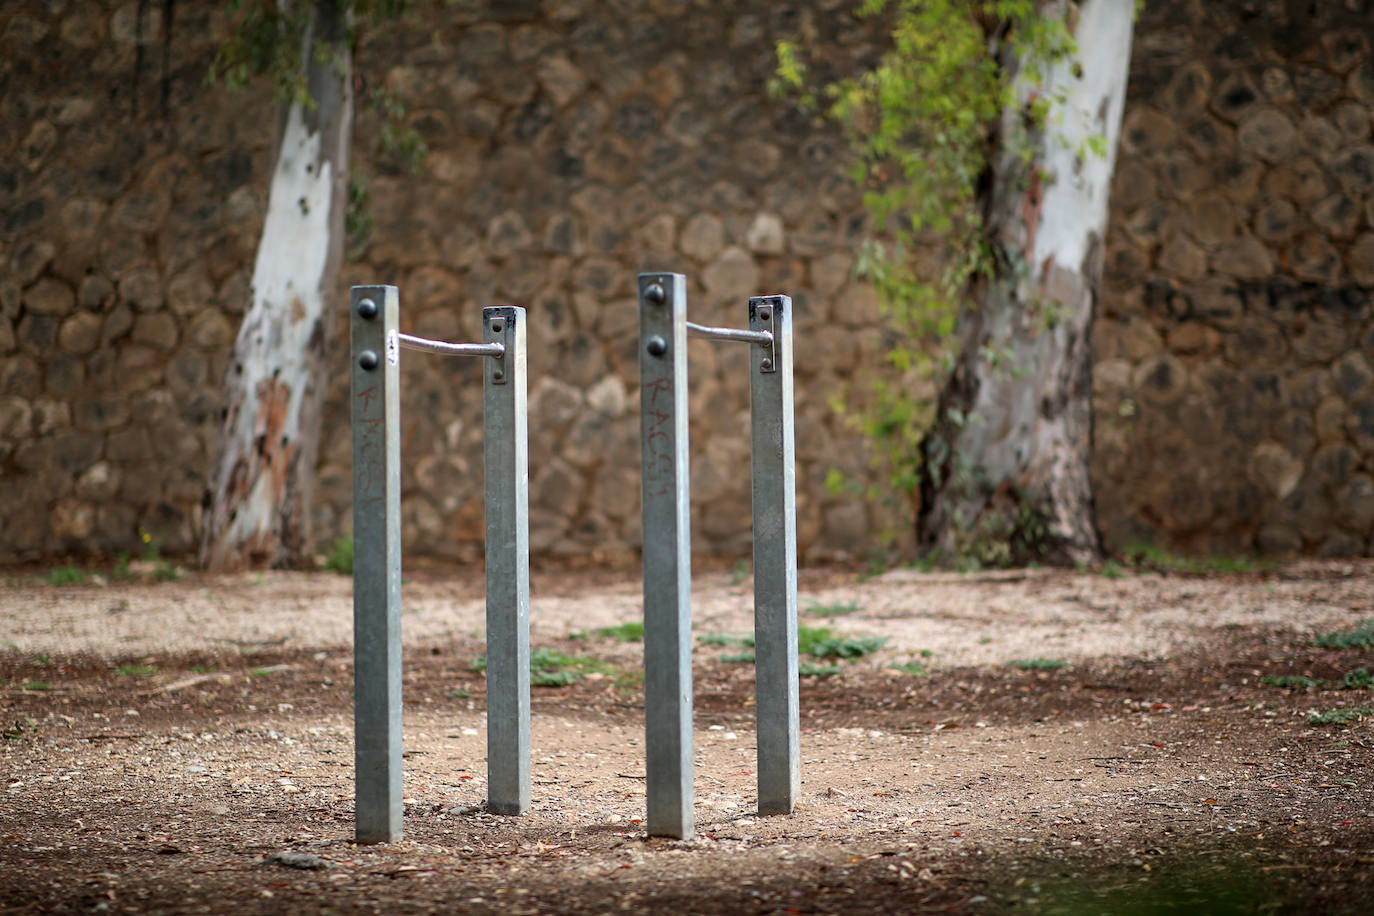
(2, 559), (1373, 914)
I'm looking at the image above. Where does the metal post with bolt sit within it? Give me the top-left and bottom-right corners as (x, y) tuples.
(747, 295), (799, 815)
(351, 285), (403, 844)
(350, 286), (530, 841)
(638, 272), (694, 839)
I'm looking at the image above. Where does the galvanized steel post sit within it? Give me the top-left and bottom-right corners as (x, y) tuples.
(351, 285), (403, 844)
(638, 272), (694, 839)
(749, 295), (800, 814)
(482, 306), (530, 815)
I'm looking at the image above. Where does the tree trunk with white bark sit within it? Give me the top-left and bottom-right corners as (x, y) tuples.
(918, 0), (1135, 567)
(200, 0), (353, 571)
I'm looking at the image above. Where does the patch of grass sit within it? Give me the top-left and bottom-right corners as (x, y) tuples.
(21, 680), (52, 691)
(808, 635), (888, 659)
(1309, 707), (1374, 725)
(46, 565), (87, 586)
(796, 625), (835, 656)
(31, 653), (50, 665)
(470, 656), (488, 673)
(1344, 668), (1373, 689)
(1097, 559), (1128, 579)
(3, 717), (38, 740)
(1119, 543), (1266, 575)
(799, 662), (842, 677)
(1007, 657), (1067, 671)
(115, 664), (157, 677)
(1314, 619), (1374, 650)
(475, 647), (628, 688)
(324, 536), (354, 575)
(110, 552), (132, 581)
(893, 660), (930, 677)
(804, 600), (861, 618)
(721, 651), (756, 664)
(697, 633), (754, 648)
(729, 559), (751, 585)
(1260, 674), (1320, 689)
(446, 688), (470, 700)
(594, 622), (644, 643)
(248, 667), (277, 678)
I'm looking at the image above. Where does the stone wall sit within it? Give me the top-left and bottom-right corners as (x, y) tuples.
(1094, 0), (1374, 556)
(2, 0), (1372, 565)
(0, 0), (897, 563)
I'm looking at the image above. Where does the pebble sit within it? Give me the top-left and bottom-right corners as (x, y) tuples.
(266, 851), (326, 870)
(185, 765), (207, 774)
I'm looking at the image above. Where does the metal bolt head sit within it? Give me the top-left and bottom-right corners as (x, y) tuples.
(357, 298), (378, 320)
(359, 350), (380, 371)
(491, 366), (505, 381)
(644, 282), (666, 304)
(760, 357), (774, 372)
(646, 335), (668, 357)
(757, 305), (772, 322)
(490, 317), (505, 333)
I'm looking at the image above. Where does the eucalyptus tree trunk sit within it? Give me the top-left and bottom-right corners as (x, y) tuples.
(200, 0), (353, 571)
(917, 0), (1134, 566)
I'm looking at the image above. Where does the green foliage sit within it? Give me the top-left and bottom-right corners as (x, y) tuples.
(1263, 669), (1374, 690)
(721, 651), (757, 664)
(729, 559), (752, 585)
(2, 717), (38, 740)
(697, 633), (754, 648)
(45, 566), (87, 586)
(809, 635), (889, 659)
(110, 552), (132, 581)
(799, 663), (843, 678)
(1006, 657), (1066, 671)
(21, 681), (52, 691)
(1116, 543), (1266, 575)
(776, 1), (1076, 543)
(892, 659), (929, 677)
(1315, 620), (1374, 650)
(324, 535), (354, 575)
(1260, 674), (1319, 689)
(1309, 707), (1374, 726)
(115, 664), (157, 677)
(796, 625), (836, 657)
(804, 600), (862, 618)
(594, 622), (644, 643)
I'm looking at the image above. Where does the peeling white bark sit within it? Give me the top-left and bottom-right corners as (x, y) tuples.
(201, 2), (352, 570)
(920, 0), (1135, 565)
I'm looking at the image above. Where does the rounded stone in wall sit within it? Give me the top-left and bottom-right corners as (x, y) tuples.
(23, 278), (75, 316)
(1347, 401), (1374, 452)
(1212, 234), (1274, 280)
(1333, 351), (1373, 401)
(1290, 234), (1343, 284)
(1238, 108), (1299, 163)
(1186, 193), (1236, 247)
(1332, 101), (1371, 142)
(1264, 156), (1329, 204)
(1165, 61), (1212, 112)
(1311, 441), (1359, 491)
(1158, 235), (1207, 281)
(1331, 145), (1374, 196)
(1312, 192), (1361, 239)
(1321, 31), (1369, 75)
(1335, 474), (1374, 534)
(1349, 233), (1374, 285)
(1291, 314), (1352, 364)
(1132, 352), (1189, 407)
(1315, 396), (1348, 443)
(1211, 71), (1263, 124)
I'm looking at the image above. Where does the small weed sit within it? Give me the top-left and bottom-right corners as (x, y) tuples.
(799, 663), (842, 677)
(324, 536), (354, 575)
(190, 665), (213, 674)
(595, 622), (644, 643)
(1119, 543), (1265, 575)
(1261, 674), (1319, 689)
(729, 559), (751, 585)
(1309, 707), (1374, 725)
(1344, 668), (1373, 689)
(698, 633), (754, 648)
(110, 552), (132, 581)
(21, 680), (52, 691)
(3, 717), (38, 740)
(893, 660), (929, 677)
(977, 636), (994, 645)
(1007, 657), (1067, 671)
(808, 635), (888, 659)
(115, 664), (157, 677)
(248, 667), (276, 678)
(804, 600), (861, 618)
(470, 656), (488, 673)
(46, 565), (87, 586)
(447, 688), (470, 700)
(796, 626), (836, 656)
(721, 651), (756, 664)
(1097, 559), (1128, 579)
(31, 653), (50, 665)
(531, 668), (579, 687)
(1314, 620), (1374, 650)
